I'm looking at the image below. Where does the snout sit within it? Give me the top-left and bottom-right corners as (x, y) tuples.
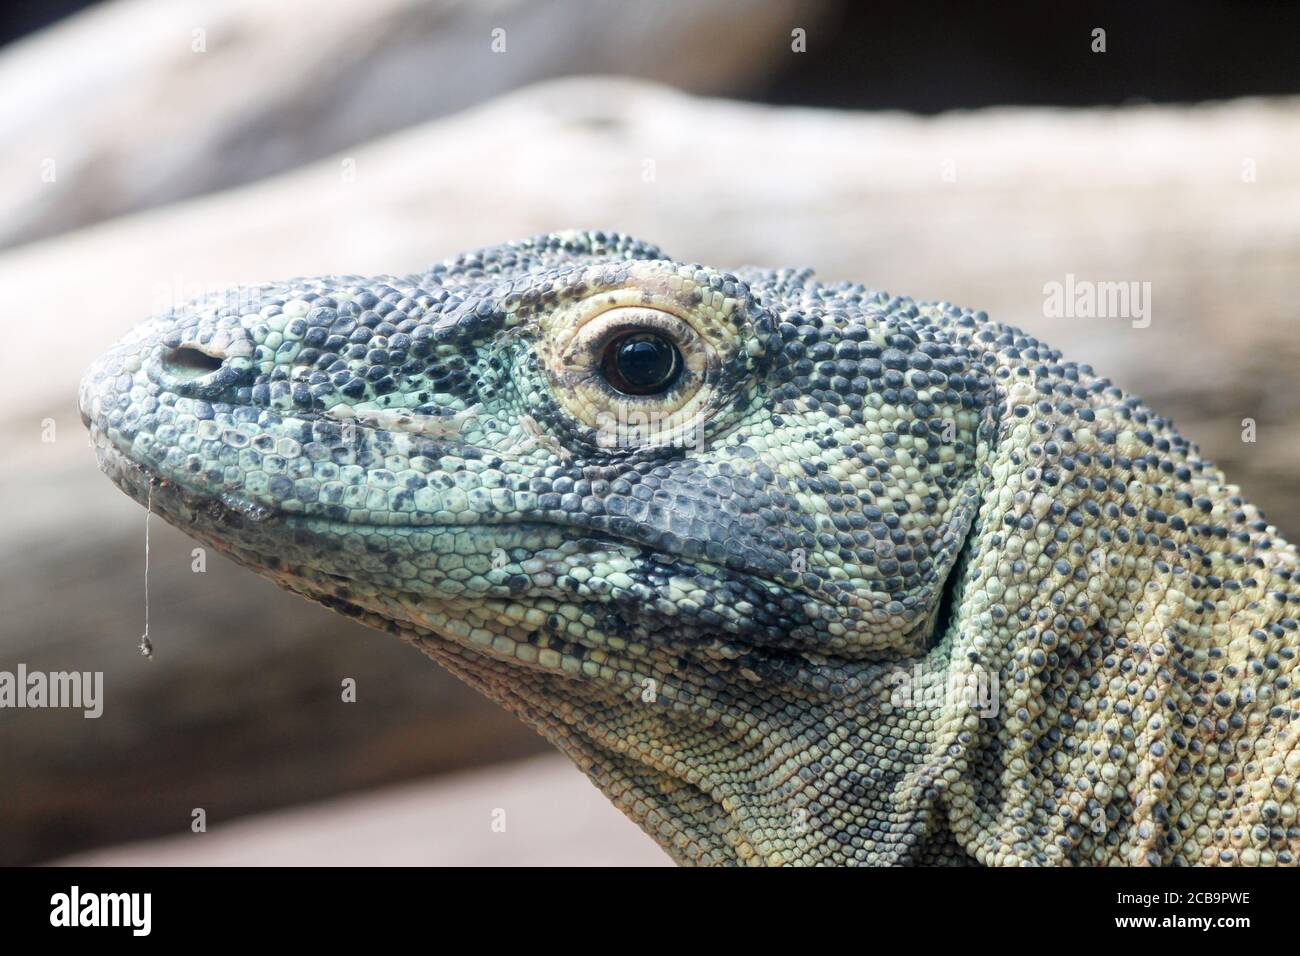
(81, 305), (255, 426)
(79, 330), (154, 441)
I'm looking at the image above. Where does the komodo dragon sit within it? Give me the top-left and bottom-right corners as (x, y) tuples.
(80, 230), (1300, 866)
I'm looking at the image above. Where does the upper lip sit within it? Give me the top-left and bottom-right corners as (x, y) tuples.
(90, 436), (283, 527)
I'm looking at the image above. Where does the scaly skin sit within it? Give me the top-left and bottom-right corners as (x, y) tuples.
(81, 231), (1300, 866)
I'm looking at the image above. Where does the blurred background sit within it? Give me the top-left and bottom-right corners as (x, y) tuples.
(1, 0), (1297, 865)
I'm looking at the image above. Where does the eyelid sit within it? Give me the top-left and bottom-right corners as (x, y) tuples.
(566, 306), (697, 360)
(535, 272), (750, 447)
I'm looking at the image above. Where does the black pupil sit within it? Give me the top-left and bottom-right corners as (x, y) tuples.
(606, 333), (680, 394)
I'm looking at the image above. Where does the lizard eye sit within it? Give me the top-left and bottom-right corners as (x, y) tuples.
(538, 280), (747, 447)
(601, 332), (682, 396)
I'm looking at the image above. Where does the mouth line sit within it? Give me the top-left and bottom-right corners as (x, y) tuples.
(89, 430), (891, 608)
(89, 426), (915, 655)
(89, 432), (639, 550)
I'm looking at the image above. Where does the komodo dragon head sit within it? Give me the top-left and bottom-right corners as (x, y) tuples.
(81, 231), (1300, 866)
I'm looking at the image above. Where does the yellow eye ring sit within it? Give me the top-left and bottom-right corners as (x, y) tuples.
(531, 263), (760, 450)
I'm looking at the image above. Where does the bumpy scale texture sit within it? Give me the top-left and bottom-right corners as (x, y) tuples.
(81, 231), (1300, 866)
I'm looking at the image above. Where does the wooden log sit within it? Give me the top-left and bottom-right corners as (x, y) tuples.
(0, 0), (829, 248)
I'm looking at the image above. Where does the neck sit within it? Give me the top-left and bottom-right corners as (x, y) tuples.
(414, 627), (974, 865)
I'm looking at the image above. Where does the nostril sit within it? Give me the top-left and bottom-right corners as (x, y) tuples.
(161, 346), (224, 380)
